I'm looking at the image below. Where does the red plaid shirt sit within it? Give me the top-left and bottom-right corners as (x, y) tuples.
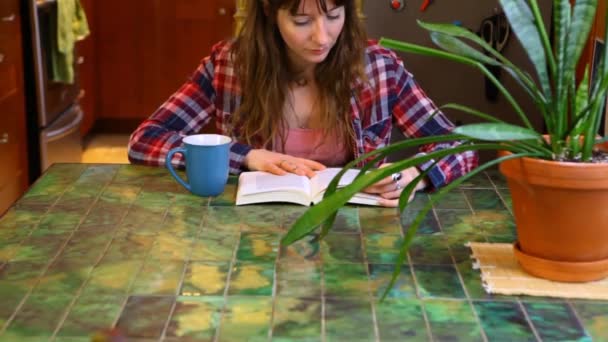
(128, 40), (478, 189)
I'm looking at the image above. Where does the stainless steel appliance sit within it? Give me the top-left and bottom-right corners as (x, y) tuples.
(24, 0), (83, 180)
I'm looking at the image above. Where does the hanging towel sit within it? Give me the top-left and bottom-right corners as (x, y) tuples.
(51, 0), (90, 84)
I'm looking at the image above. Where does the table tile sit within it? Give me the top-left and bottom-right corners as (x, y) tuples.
(413, 264), (466, 298)
(323, 262), (369, 299)
(473, 301), (536, 341)
(321, 234), (364, 264)
(272, 296), (322, 340)
(424, 299), (483, 341)
(276, 261), (321, 298)
(55, 293), (125, 339)
(228, 262), (275, 296)
(375, 298), (428, 341)
(165, 296), (224, 341)
(0, 164), (606, 341)
(523, 301), (590, 341)
(115, 295), (174, 339)
(363, 233), (402, 264)
(217, 296), (272, 341)
(181, 262), (230, 296)
(324, 298), (375, 341)
(367, 264), (416, 299)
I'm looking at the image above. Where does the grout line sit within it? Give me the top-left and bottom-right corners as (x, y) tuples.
(517, 301), (543, 341)
(402, 193), (433, 341)
(212, 227), (241, 342)
(50, 178), (142, 340)
(109, 193), (175, 330)
(355, 207), (381, 342)
(487, 172), (513, 216)
(434, 186), (489, 342)
(158, 205), (210, 341)
(0, 167), (89, 336)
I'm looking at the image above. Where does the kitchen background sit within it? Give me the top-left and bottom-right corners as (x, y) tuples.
(1, 0), (606, 214)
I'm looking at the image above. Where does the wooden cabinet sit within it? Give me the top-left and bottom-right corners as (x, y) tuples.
(78, 0), (97, 136)
(0, 0), (28, 214)
(91, 0), (236, 129)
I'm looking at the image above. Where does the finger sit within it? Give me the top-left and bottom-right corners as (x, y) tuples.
(377, 197), (398, 208)
(280, 161), (309, 177)
(266, 163), (288, 176)
(300, 159), (326, 171)
(365, 180), (399, 194)
(380, 188), (400, 199)
(298, 164), (317, 178)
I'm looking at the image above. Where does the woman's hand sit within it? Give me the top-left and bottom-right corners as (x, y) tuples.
(363, 163), (428, 207)
(243, 149), (326, 178)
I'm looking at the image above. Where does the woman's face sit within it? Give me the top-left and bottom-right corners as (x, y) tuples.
(276, 0), (345, 70)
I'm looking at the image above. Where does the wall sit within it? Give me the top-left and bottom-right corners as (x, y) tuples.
(364, 0), (553, 161)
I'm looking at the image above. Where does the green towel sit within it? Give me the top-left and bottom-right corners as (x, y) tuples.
(51, 0), (90, 84)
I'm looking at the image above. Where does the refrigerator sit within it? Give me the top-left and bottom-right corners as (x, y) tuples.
(364, 0), (553, 161)
(22, 0), (84, 182)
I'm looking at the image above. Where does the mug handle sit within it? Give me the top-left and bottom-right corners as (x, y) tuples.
(165, 147), (191, 192)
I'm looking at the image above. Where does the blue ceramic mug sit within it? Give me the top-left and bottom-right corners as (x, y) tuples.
(165, 134), (232, 197)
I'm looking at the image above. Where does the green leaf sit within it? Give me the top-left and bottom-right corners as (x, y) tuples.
(565, 0), (598, 80)
(441, 103), (504, 123)
(500, 0), (552, 99)
(553, 0), (572, 136)
(417, 21), (546, 106)
(281, 143), (512, 246)
(380, 151), (543, 301)
(573, 65), (591, 135)
(380, 38), (532, 129)
(429, 32), (499, 66)
(453, 123), (541, 141)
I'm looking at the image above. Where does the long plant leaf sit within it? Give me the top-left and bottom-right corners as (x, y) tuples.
(500, 0), (552, 100)
(441, 103), (504, 123)
(453, 123), (541, 141)
(380, 38), (532, 129)
(417, 21), (547, 107)
(429, 32), (499, 66)
(282, 143), (527, 245)
(315, 134), (469, 239)
(380, 151), (542, 300)
(554, 0), (572, 138)
(565, 0), (598, 142)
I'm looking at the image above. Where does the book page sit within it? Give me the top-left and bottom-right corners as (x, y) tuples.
(311, 168), (382, 206)
(311, 168), (362, 196)
(237, 171), (311, 197)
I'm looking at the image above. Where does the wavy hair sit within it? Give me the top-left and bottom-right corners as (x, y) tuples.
(231, 0), (367, 150)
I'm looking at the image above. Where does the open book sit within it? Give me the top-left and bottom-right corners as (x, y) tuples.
(236, 168), (383, 206)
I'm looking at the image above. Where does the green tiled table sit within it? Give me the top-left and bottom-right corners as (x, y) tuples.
(0, 164), (606, 341)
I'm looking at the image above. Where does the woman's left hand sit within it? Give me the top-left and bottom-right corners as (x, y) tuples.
(363, 163), (428, 207)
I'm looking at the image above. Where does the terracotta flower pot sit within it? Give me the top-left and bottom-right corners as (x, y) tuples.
(499, 143), (608, 282)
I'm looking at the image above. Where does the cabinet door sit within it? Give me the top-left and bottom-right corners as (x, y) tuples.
(95, 0), (235, 121)
(0, 0), (28, 215)
(78, 0), (97, 136)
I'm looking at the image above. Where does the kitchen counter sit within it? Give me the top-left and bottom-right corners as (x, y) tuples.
(0, 163), (606, 341)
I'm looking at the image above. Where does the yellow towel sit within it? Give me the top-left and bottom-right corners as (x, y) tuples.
(51, 0), (90, 84)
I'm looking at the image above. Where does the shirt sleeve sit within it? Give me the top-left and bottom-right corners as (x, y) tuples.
(127, 43), (252, 174)
(388, 54), (478, 189)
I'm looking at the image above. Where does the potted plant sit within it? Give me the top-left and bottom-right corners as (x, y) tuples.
(281, 0), (608, 297)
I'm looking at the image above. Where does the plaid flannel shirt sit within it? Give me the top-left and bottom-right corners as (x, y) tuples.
(128, 40), (478, 189)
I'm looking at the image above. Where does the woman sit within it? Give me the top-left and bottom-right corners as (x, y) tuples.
(128, 0), (478, 207)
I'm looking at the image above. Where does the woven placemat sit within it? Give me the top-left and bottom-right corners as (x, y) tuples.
(467, 242), (608, 300)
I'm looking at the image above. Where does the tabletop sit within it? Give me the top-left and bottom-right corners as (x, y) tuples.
(0, 163), (606, 341)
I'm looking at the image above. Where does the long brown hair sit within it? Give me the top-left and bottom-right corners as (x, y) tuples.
(231, 0), (367, 149)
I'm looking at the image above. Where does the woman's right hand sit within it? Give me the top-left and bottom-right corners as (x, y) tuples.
(243, 149), (326, 178)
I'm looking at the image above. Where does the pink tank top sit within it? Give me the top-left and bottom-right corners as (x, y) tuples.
(274, 128), (351, 167)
